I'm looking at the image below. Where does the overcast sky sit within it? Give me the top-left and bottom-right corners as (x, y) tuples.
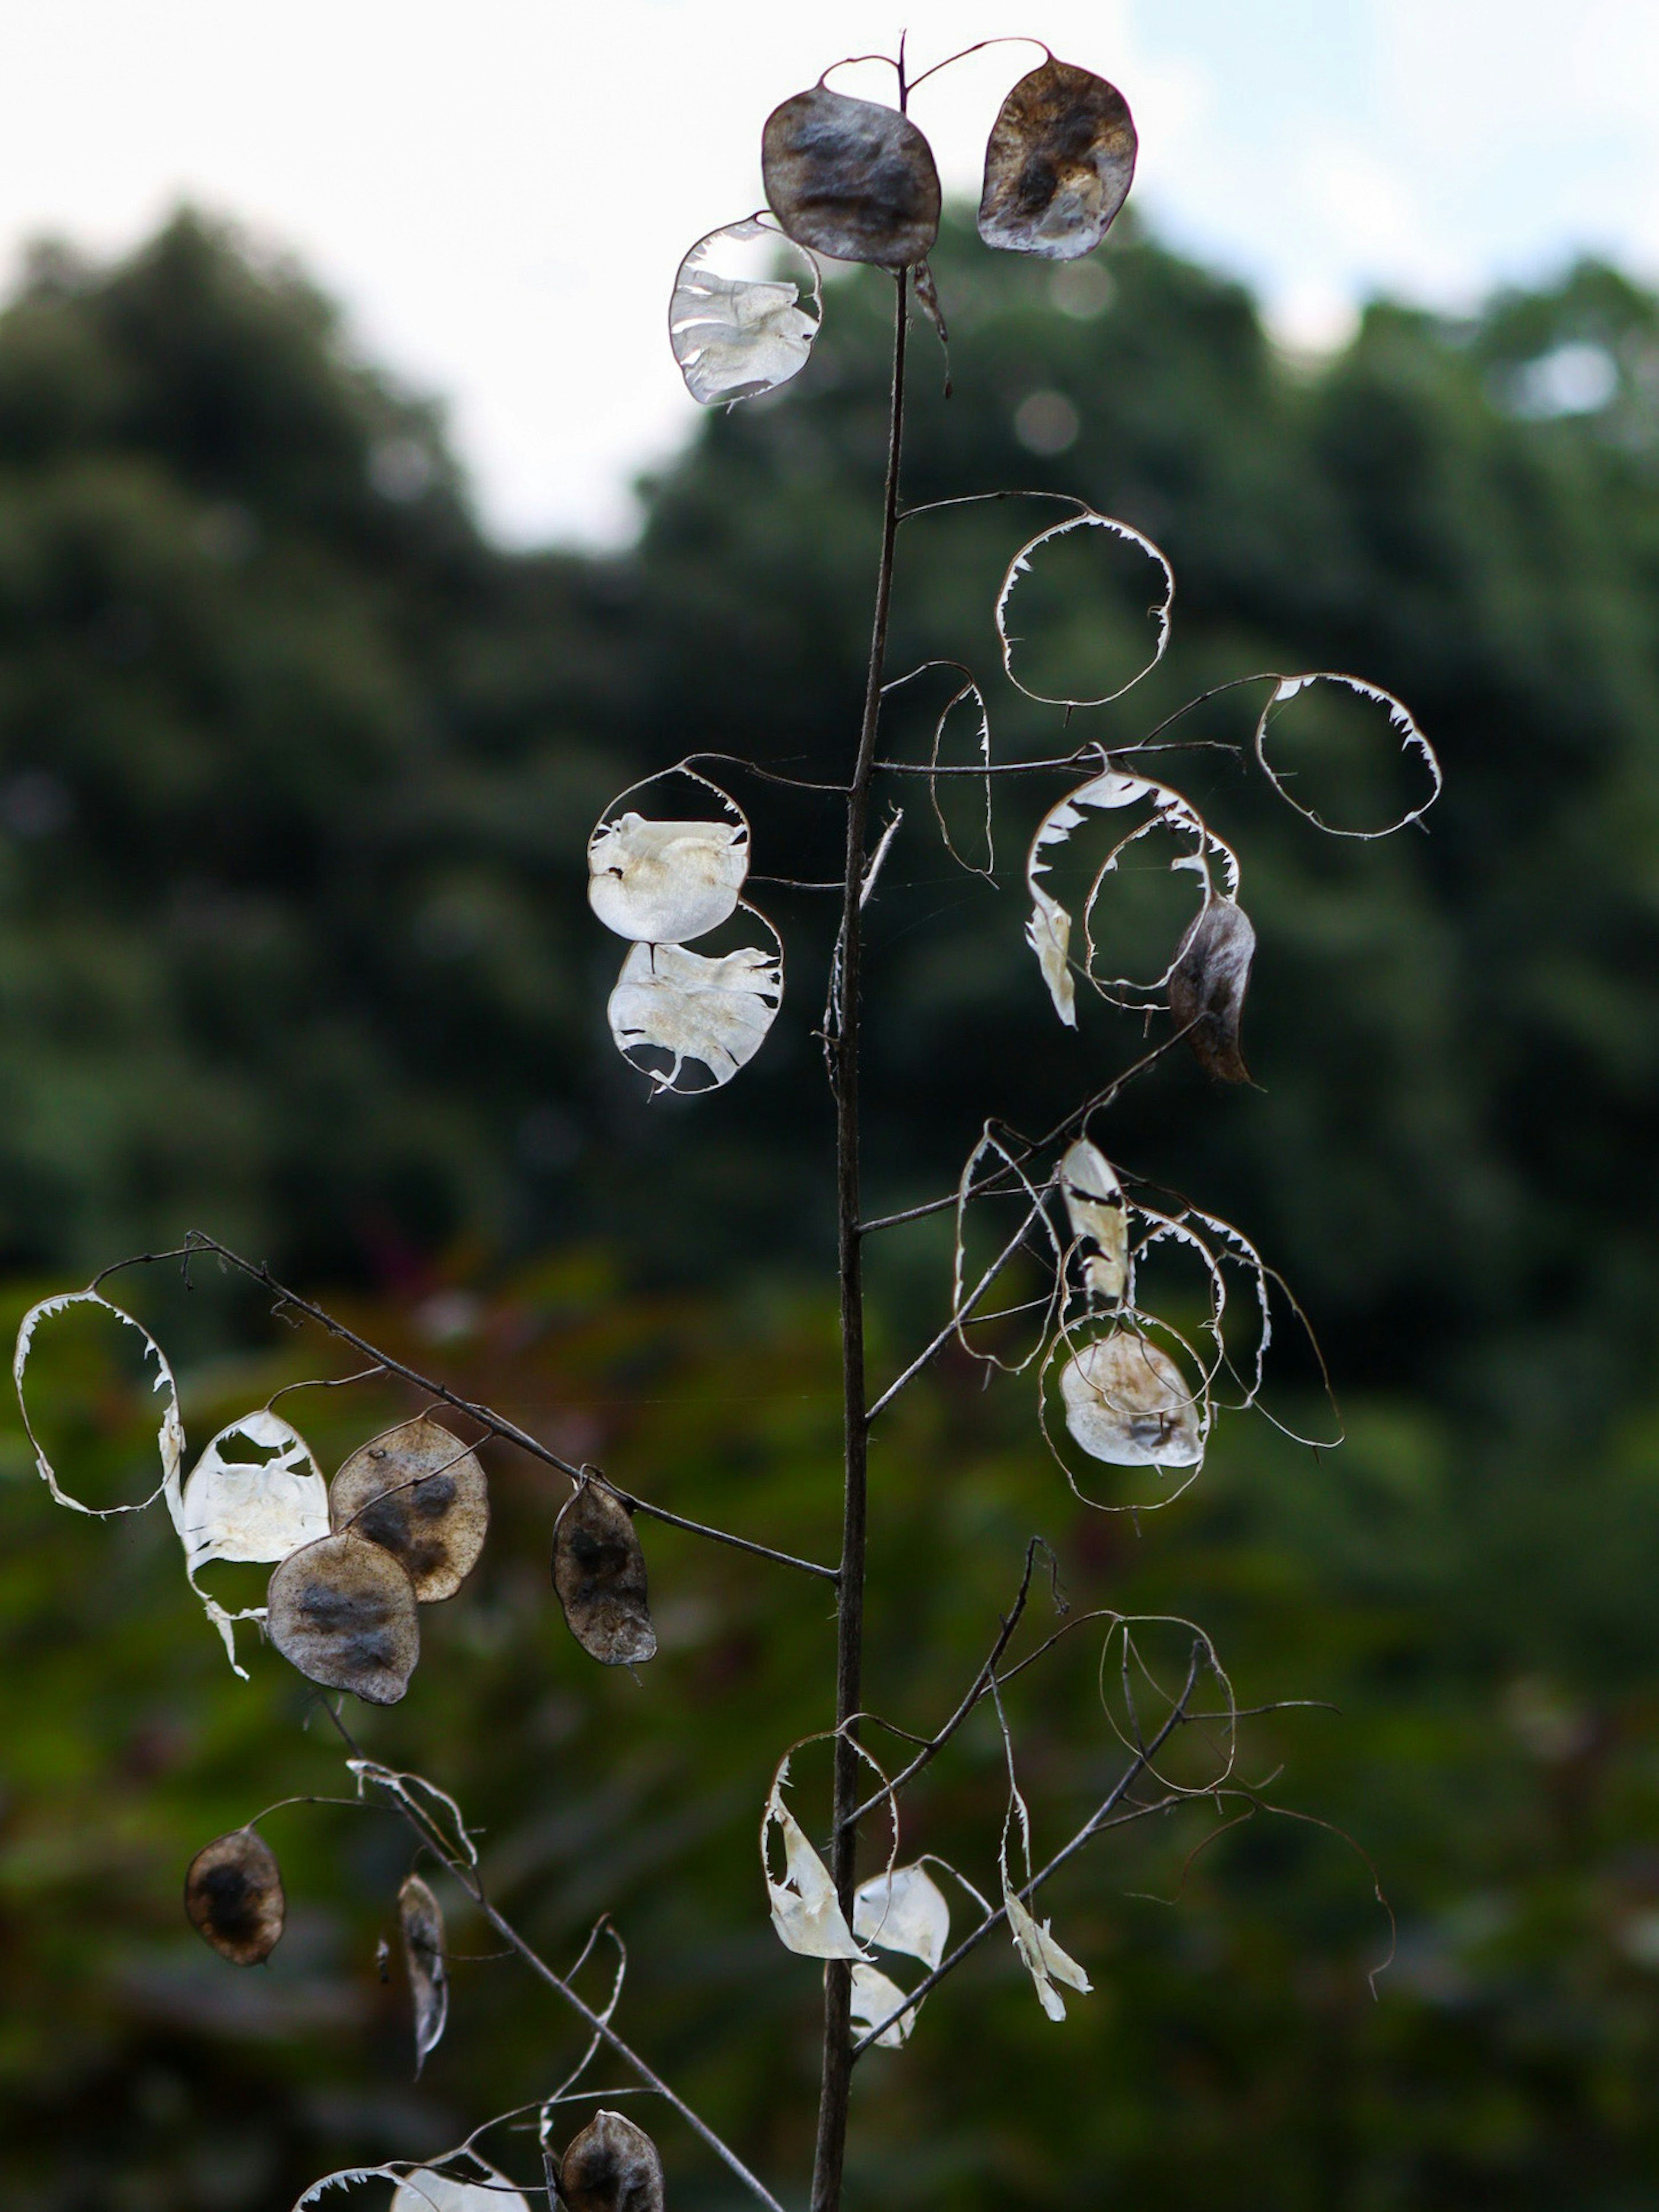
(2, 0), (1655, 545)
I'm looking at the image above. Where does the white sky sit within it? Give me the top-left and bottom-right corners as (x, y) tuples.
(2, 0), (1656, 547)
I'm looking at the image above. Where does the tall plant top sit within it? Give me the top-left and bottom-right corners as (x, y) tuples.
(16, 36), (1438, 2212)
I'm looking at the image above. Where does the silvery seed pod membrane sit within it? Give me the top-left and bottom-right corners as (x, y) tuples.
(762, 87), (940, 269)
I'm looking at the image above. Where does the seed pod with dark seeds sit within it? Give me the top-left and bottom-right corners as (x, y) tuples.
(1169, 895), (1256, 1084)
(978, 58), (1137, 261)
(762, 87), (940, 268)
(398, 1871), (448, 2075)
(559, 2110), (665, 2212)
(184, 1827), (286, 1966)
(267, 1531), (420, 1704)
(552, 1481), (658, 1667)
(330, 1418), (489, 1603)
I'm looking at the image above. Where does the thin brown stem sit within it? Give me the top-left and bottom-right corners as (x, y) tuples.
(810, 256), (909, 2212)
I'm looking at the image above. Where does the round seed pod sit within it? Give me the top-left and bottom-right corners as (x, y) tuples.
(330, 1418), (488, 1603)
(762, 87), (940, 268)
(552, 1482), (657, 1667)
(559, 2110), (665, 2212)
(978, 58), (1137, 261)
(1059, 1332), (1204, 1468)
(184, 1827), (285, 1966)
(267, 1532), (420, 1704)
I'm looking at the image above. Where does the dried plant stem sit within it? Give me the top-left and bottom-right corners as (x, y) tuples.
(811, 260), (909, 2212)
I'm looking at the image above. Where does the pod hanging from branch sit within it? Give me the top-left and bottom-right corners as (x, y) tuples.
(761, 1757), (871, 1961)
(266, 1532), (421, 1704)
(607, 930), (783, 1096)
(330, 1418), (489, 1604)
(1057, 1138), (1130, 1304)
(978, 58), (1137, 259)
(552, 1480), (658, 1666)
(397, 1872), (448, 2076)
(762, 86), (940, 268)
(559, 2110), (666, 2212)
(1170, 895), (1256, 1083)
(588, 772), (751, 945)
(669, 216), (822, 405)
(182, 1411), (329, 1574)
(1059, 1331), (1205, 1471)
(184, 1827), (286, 1966)
(389, 2165), (531, 2212)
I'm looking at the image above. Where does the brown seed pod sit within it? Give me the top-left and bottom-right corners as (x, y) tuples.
(398, 1872), (448, 2075)
(184, 1827), (286, 1966)
(552, 1481), (657, 1667)
(559, 2110), (665, 2212)
(330, 1418), (488, 1603)
(978, 58), (1137, 261)
(1169, 895), (1256, 1084)
(762, 87), (940, 269)
(266, 1531), (420, 1704)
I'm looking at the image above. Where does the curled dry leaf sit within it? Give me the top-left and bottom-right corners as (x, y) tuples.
(13, 1289), (184, 1522)
(390, 2164), (531, 2212)
(762, 87), (940, 268)
(184, 1827), (286, 1967)
(559, 2110), (666, 2212)
(552, 1481), (657, 1666)
(398, 1872), (448, 2075)
(1170, 896), (1256, 1083)
(266, 1532), (420, 1705)
(588, 785), (750, 945)
(1058, 1138), (1130, 1303)
(853, 1862), (950, 1970)
(330, 1418), (488, 1604)
(1004, 1885), (1092, 2022)
(1060, 1332), (1204, 1470)
(607, 933), (782, 1095)
(850, 1961), (915, 2048)
(762, 1759), (870, 1961)
(669, 216), (821, 405)
(182, 1410), (328, 1574)
(978, 57), (1137, 259)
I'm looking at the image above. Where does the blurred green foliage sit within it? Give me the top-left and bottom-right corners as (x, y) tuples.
(2, 207), (1659, 2209)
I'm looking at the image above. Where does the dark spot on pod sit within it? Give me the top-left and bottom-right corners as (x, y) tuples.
(559, 2110), (665, 2212)
(266, 1531), (420, 1703)
(184, 1828), (285, 1965)
(762, 87), (940, 269)
(330, 1418), (488, 1602)
(398, 1871), (448, 2074)
(978, 59), (1137, 261)
(552, 1482), (658, 1667)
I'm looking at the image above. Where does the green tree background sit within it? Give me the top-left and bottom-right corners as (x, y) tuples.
(3, 210), (1659, 2209)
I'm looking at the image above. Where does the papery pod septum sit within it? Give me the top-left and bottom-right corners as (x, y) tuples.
(979, 58), (1137, 260)
(763, 86), (940, 269)
(266, 1531), (421, 1704)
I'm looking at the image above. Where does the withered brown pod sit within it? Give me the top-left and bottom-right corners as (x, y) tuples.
(559, 2110), (666, 2212)
(330, 1417), (489, 1603)
(398, 1870), (449, 2074)
(184, 1827), (286, 1966)
(762, 86), (940, 268)
(978, 58), (1137, 261)
(552, 1481), (658, 1667)
(1170, 895), (1256, 1084)
(267, 1530), (420, 1704)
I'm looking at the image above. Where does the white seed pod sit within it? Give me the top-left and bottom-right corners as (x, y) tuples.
(850, 1961), (915, 2048)
(853, 1862), (950, 1970)
(979, 58), (1137, 260)
(390, 2164), (531, 2212)
(330, 1418), (489, 1604)
(588, 771), (750, 944)
(762, 86), (940, 268)
(181, 1411), (329, 1574)
(266, 1532), (421, 1704)
(1058, 1139), (1130, 1304)
(1059, 1332), (1204, 1470)
(1005, 1884), (1092, 2021)
(670, 216), (822, 405)
(184, 1827), (285, 1967)
(762, 1759), (871, 1962)
(397, 1872), (448, 2075)
(607, 926), (783, 1096)
(559, 2111), (665, 2212)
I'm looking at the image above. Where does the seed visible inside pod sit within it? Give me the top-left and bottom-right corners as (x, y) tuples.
(762, 87), (941, 269)
(552, 1482), (657, 1667)
(184, 1827), (285, 1966)
(267, 1531), (420, 1704)
(559, 2110), (665, 2212)
(1169, 895), (1256, 1084)
(330, 1418), (489, 1603)
(1059, 1332), (1204, 1469)
(398, 1871), (448, 2075)
(978, 58), (1137, 260)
